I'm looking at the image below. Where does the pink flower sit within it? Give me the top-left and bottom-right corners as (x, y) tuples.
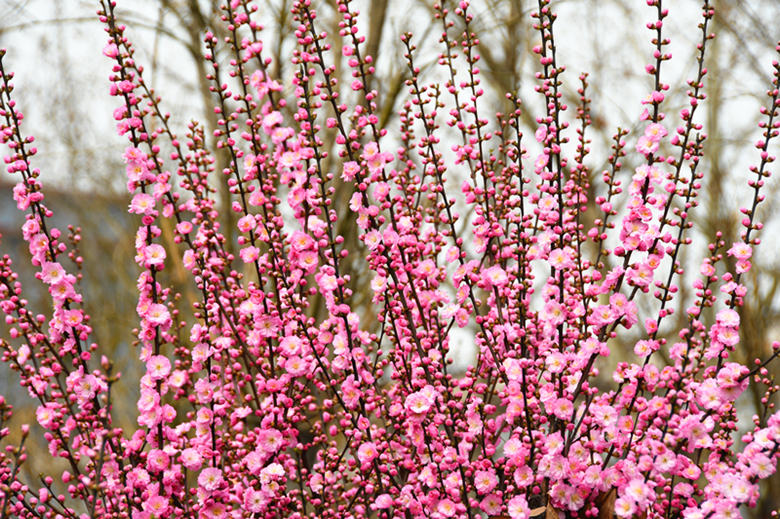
(482, 265), (508, 287)
(551, 397), (574, 420)
(237, 214), (256, 233)
(342, 161), (361, 181)
(245, 450), (265, 475)
(548, 248), (574, 270)
(240, 245), (260, 263)
(542, 301), (566, 326)
(437, 499), (457, 517)
(373, 494), (393, 510)
(623, 478), (651, 507)
(72, 373), (101, 402)
(50, 280), (77, 301)
(258, 429), (284, 453)
(634, 339), (658, 357)
(262, 111), (283, 129)
(143, 495), (169, 516)
(318, 273), (338, 292)
(357, 442), (379, 464)
(129, 193), (155, 215)
(143, 244), (166, 268)
(363, 230), (381, 250)
(636, 135), (659, 156)
(244, 490), (265, 513)
(615, 497), (636, 518)
(137, 388), (159, 413)
(103, 42), (119, 58)
(145, 303), (171, 327)
(279, 335), (303, 356)
(534, 152), (549, 172)
(62, 309), (83, 327)
(507, 495), (530, 519)
(480, 493), (502, 515)
(644, 123), (668, 141)
(260, 462), (285, 483)
(362, 142), (379, 160)
(147, 449), (169, 472)
(197, 467), (223, 492)
(290, 231), (315, 251)
(176, 221), (193, 234)
(41, 262), (66, 285)
(716, 309), (740, 328)
(36, 404), (58, 430)
(474, 469), (498, 494)
(146, 355), (171, 380)
(728, 242), (753, 260)
(341, 376), (361, 409)
(545, 352), (566, 374)
(535, 125), (547, 143)
(405, 389), (434, 415)
(284, 355), (308, 376)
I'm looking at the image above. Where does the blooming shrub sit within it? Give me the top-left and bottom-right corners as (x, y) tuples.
(1, 0), (779, 517)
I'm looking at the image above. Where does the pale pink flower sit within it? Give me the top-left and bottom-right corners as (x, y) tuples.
(197, 467), (223, 492)
(237, 214), (256, 233)
(342, 161), (361, 181)
(41, 262), (66, 285)
(145, 303), (170, 327)
(636, 135), (659, 155)
(507, 495), (530, 519)
(357, 442), (379, 464)
(644, 122), (668, 141)
(727, 242), (752, 260)
(437, 498), (457, 517)
(143, 244), (166, 268)
(146, 355), (171, 380)
(482, 265), (508, 287)
(143, 495), (169, 516)
(474, 469), (498, 494)
(244, 490), (265, 513)
(405, 390), (434, 415)
(240, 245), (260, 263)
(147, 449), (169, 472)
(129, 193), (155, 215)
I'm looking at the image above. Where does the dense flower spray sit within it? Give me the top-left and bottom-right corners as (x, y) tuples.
(1, 0), (779, 517)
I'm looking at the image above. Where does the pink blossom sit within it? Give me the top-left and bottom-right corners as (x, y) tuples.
(146, 449), (169, 472)
(146, 355), (171, 380)
(143, 495), (169, 516)
(357, 442), (379, 464)
(507, 495), (530, 519)
(473, 469), (498, 494)
(240, 245), (260, 263)
(405, 389), (434, 415)
(636, 135), (659, 155)
(482, 265), (508, 287)
(142, 244), (166, 268)
(103, 42), (119, 58)
(129, 193), (156, 215)
(36, 404), (58, 430)
(644, 122), (668, 141)
(145, 303), (170, 327)
(237, 214), (256, 233)
(197, 467), (223, 492)
(40, 262), (66, 285)
(244, 490), (266, 513)
(437, 499), (457, 517)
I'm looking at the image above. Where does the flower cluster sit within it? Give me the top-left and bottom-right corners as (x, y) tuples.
(1, 0), (779, 518)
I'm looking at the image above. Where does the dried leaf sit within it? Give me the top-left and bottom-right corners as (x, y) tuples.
(597, 488), (617, 519)
(544, 504), (561, 519)
(529, 507), (547, 518)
